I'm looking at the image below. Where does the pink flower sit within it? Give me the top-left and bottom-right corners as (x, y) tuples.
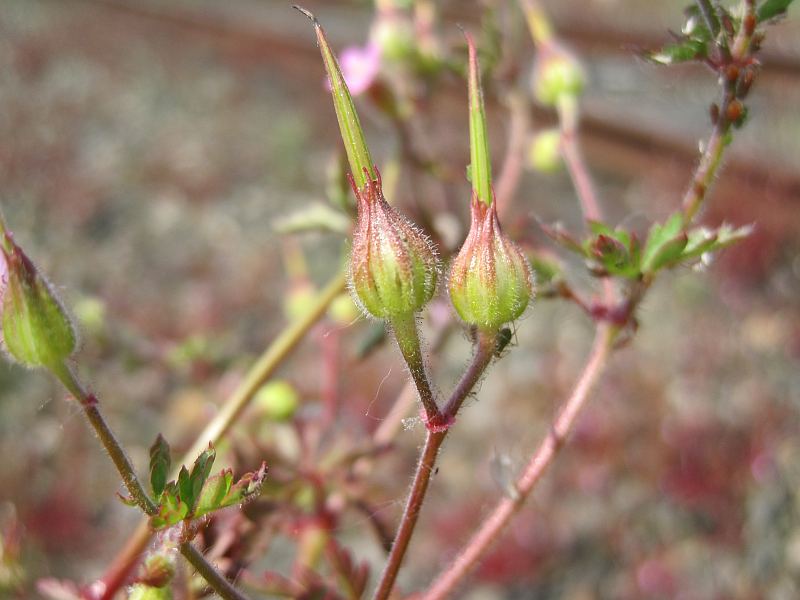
(327, 42), (381, 96)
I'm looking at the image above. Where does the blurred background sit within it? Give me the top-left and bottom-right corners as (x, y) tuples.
(1, 0), (799, 598)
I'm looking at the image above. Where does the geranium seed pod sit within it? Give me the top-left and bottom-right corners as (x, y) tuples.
(348, 167), (438, 319)
(448, 195), (533, 331)
(1, 228), (77, 369)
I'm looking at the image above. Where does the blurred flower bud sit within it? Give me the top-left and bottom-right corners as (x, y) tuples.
(371, 9), (416, 63)
(0, 230), (77, 369)
(328, 293), (360, 325)
(527, 127), (563, 173)
(255, 380), (299, 422)
(138, 552), (176, 589)
(531, 42), (585, 107)
(128, 583), (172, 600)
(283, 281), (317, 321)
(348, 167), (438, 319)
(448, 196), (533, 330)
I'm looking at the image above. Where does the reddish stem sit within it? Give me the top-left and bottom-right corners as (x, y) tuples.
(420, 325), (615, 599)
(372, 331), (496, 600)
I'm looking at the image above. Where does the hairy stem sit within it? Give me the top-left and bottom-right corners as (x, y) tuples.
(51, 362), (157, 516)
(372, 330), (497, 600)
(682, 0), (756, 225)
(421, 325), (616, 599)
(180, 542), (251, 600)
(389, 312), (441, 424)
(372, 429), (446, 600)
(96, 270), (347, 599)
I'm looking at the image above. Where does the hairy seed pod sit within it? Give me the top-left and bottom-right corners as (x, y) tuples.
(1, 231), (77, 369)
(348, 167), (438, 319)
(448, 195), (533, 330)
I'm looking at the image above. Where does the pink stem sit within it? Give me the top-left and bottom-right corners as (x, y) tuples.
(420, 325), (615, 599)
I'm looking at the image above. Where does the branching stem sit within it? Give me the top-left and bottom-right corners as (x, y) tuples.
(421, 325), (616, 599)
(372, 329), (497, 600)
(389, 312), (442, 424)
(95, 270), (347, 599)
(51, 362), (157, 517)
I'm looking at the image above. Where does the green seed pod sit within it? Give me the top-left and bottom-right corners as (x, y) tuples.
(1, 232), (77, 369)
(532, 42), (585, 107)
(348, 167), (439, 319)
(448, 196), (533, 330)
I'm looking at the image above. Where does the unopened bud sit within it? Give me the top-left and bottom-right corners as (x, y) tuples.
(531, 42), (585, 107)
(128, 584), (172, 600)
(448, 196), (533, 330)
(348, 167), (438, 319)
(255, 380), (299, 422)
(139, 552), (176, 589)
(1, 230), (77, 369)
(527, 128), (563, 173)
(370, 9), (416, 63)
(328, 293), (360, 325)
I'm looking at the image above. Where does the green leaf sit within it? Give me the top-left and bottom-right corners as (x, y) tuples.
(187, 445), (216, 513)
(646, 38), (708, 65)
(757, 0), (795, 21)
(177, 466), (192, 508)
(298, 8), (375, 189)
(646, 232), (688, 272)
(148, 434), (171, 498)
(644, 5), (715, 65)
(195, 469), (234, 518)
(683, 223), (753, 260)
(465, 31), (493, 206)
(216, 462), (268, 510)
(642, 212), (684, 273)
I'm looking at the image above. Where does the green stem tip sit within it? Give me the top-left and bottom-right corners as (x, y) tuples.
(465, 30), (493, 206)
(295, 5), (376, 189)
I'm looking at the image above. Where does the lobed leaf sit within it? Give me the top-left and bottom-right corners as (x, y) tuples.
(642, 212), (684, 273)
(195, 469), (235, 518)
(186, 445), (216, 513)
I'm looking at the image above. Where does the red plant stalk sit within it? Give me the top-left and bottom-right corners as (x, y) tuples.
(421, 324), (615, 599)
